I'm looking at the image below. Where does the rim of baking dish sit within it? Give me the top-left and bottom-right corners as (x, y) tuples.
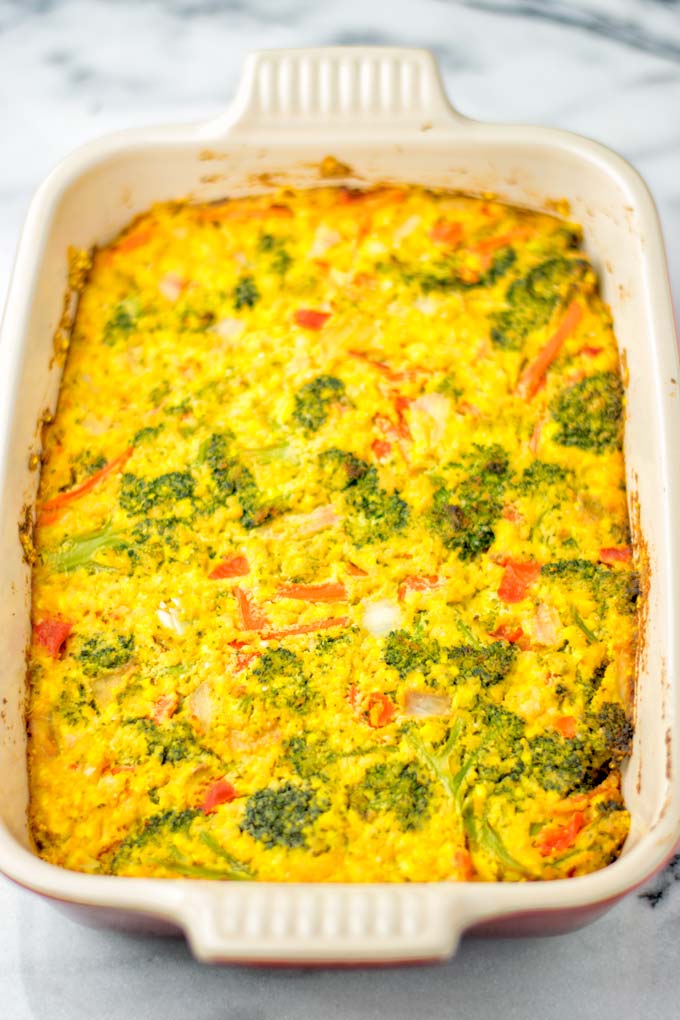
(1, 47), (679, 963)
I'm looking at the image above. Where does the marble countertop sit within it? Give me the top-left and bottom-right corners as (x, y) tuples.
(1, 0), (679, 1015)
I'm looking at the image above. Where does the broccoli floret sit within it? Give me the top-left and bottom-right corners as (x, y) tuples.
(428, 445), (510, 560)
(233, 274), (259, 310)
(519, 460), (568, 492)
(120, 471), (195, 515)
(593, 702), (634, 760)
(541, 558), (639, 614)
(551, 371), (623, 453)
(491, 256), (589, 350)
(472, 703), (526, 783)
(253, 648), (314, 711)
(344, 466), (409, 545)
(110, 808), (200, 871)
(271, 249), (293, 276)
(527, 706), (631, 798)
(348, 760), (432, 831)
(58, 680), (98, 726)
(283, 734), (336, 779)
(317, 448), (369, 491)
(46, 521), (129, 573)
(446, 640), (517, 688)
(76, 634), (134, 676)
(258, 233), (277, 253)
(200, 433), (282, 528)
(103, 300), (138, 346)
(383, 628), (442, 679)
(292, 375), (346, 432)
(528, 734), (594, 795)
(242, 782), (327, 849)
(132, 424), (164, 446)
(417, 247), (517, 294)
(129, 717), (204, 765)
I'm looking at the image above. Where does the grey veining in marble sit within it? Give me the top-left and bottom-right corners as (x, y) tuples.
(1, 1), (679, 1017)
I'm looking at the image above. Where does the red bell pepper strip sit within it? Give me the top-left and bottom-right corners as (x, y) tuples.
(38, 447), (133, 526)
(201, 778), (238, 814)
(554, 715), (578, 739)
(515, 300), (583, 400)
(430, 220), (463, 246)
(276, 581), (348, 603)
(33, 617), (73, 658)
(365, 692), (396, 728)
(498, 561), (541, 603)
(398, 575), (441, 601)
(294, 309), (331, 330)
(259, 616), (350, 641)
(535, 811), (585, 857)
(599, 546), (632, 564)
(346, 562), (368, 577)
(490, 623), (525, 645)
(208, 554), (250, 579)
(233, 586), (269, 631)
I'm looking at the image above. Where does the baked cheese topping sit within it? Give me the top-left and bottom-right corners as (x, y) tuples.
(27, 186), (637, 882)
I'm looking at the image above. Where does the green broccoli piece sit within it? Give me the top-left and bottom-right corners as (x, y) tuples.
(76, 634), (134, 676)
(233, 274), (259, 310)
(541, 558), (639, 614)
(383, 628), (442, 679)
(344, 466), (409, 545)
(593, 702), (634, 761)
(129, 717), (205, 765)
(132, 424), (164, 446)
(491, 256), (589, 350)
(242, 782), (327, 849)
(348, 760), (432, 831)
(292, 375), (347, 433)
(271, 249), (293, 276)
(120, 471), (195, 515)
(317, 448), (369, 491)
(551, 371), (623, 453)
(446, 640), (517, 688)
(428, 445), (510, 560)
(519, 460), (568, 492)
(253, 648), (314, 712)
(417, 247), (517, 294)
(103, 300), (138, 346)
(110, 808), (200, 871)
(46, 521), (129, 573)
(471, 703), (526, 783)
(200, 433), (283, 528)
(283, 734), (335, 780)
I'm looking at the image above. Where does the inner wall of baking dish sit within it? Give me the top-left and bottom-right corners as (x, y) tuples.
(1, 133), (667, 857)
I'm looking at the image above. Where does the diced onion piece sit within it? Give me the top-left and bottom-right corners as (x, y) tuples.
(187, 681), (213, 730)
(411, 392), (450, 442)
(309, 224), (342, 258)
(362, 598), (401, 637)
(157, 600), (187, 636)
(404, 690), (451, 717)
(158, 273), (185, 302)
(394, 215), (421, 243)
(534, 602), (561, 646)
(213, 317), (245, 340)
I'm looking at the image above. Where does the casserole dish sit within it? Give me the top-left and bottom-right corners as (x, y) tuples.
(0, 46), (678, 965)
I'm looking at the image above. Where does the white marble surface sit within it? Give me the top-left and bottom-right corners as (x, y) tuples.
(1, 0), (679, 1015)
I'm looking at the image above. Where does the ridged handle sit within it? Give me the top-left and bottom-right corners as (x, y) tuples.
(206, 47), (464, 136)
(179, 884), (465, 964)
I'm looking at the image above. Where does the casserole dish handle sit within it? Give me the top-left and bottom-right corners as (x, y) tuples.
(203, 47), (466, 137)
(179, 883), (472, 964)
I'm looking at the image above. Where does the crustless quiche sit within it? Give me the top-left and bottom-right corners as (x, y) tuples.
(27, 186), (638, 882)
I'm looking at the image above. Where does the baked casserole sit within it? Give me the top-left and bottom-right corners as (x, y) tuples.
(26, 186), (638, 883)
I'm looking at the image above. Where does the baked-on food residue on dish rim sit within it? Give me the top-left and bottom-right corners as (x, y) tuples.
(26, 185), (639, 883)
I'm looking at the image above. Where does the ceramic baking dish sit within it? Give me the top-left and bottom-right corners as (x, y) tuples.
(0, 47), (678, 965)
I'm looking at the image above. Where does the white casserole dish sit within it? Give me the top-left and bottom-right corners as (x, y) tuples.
(0, 46), (678, 965)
